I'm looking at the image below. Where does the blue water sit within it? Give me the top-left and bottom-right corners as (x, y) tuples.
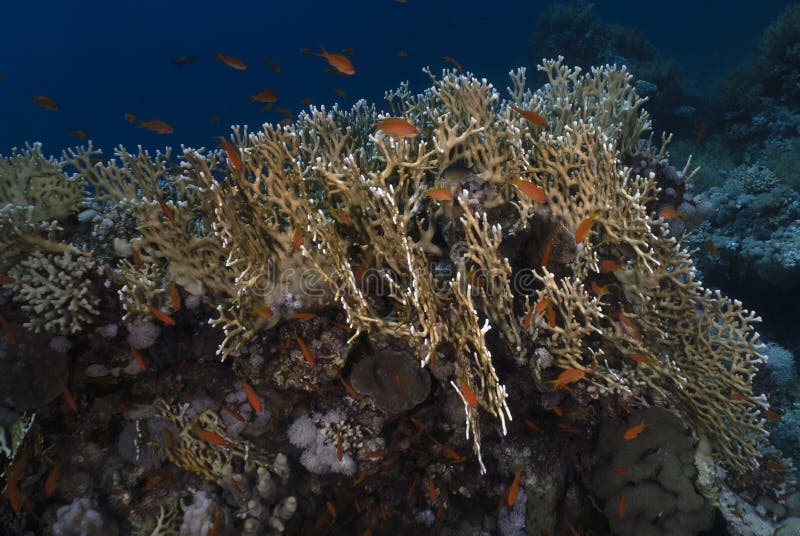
(0, 0), (794, 155)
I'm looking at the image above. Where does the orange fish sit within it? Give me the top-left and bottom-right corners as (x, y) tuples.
(0, 274), (16, 285)
(377, 118), (418, 138)
(612, 466), (632, 473)
(157, 196), (175, 222)
(209, 512), (220, 536)
(69, 130), (89, 140)
(0, 312), (16, 347)
(123, 112), (138, 124)
(429, 475), (436, 503)
(618, 400), (633, 413)
(547, 368), (585, 390)
(541, 237), (553, 267)
(510, 105), (547, 127)
(299, 97), (314, 105)
(534, 297), (551, 313)
(526, 418), (543, 433)
(618, 493), (625, 518)
(253, 306), (273, 319)
(263, 57), (281, 72)
(706, 239), (718, 257)
(291, 330), (316, 366)
(441, 56), (462, 71)
(590, 281), (609, 298)
(575, 212), (596, 244)
(326, 501), (337, 524)
(658, 207), (683, 219)
(318, 48), (355, 75)
(763, 410), (781, 421)
(340, 376), (359, 399)
(250, 88), (278, 104)
(545, 301), (556, 328)
(6, 456), (25, 511)
(507, 466), (523, 507)
(44, 462), (61, 496)
(727, 392), (746, 401)
(623, 421), (648, 440)
(511, 178), (547, 202)
(617, 310), (642, 341)
(146, 303), (176, 326)
(458, 378), (479, 408)
(425, 187), (453, 201)
(410, 417), (428, 431)
(333, 207), (351, 226)
(396, 49), (409, 58)
(131, 248), (142, 269)
(138, 119), (174, 134)
(600, 259), (622, 272)
(289, 312), (317, 320)
(242, 378), (263, 413)
(293, 226), (303, 251)
(336, 434), (344, 461)
(302, 380), (324, 395)
(163, 427), (175, 448)
(521, 306), (533, 331)
(170, 282), (181, 310)
(216, 136), (243, 172)
(193, 427), (226, 445)
(215, 51), (247, 70)
(437, 442), (465, 463)
(130, 344), (148, 371)
(628, 352), (659, 365)
(221, 404), (245, 422)
(33, 94), (59, 111)
(59, 379), (78, 413)
(210, 115), (221, 125)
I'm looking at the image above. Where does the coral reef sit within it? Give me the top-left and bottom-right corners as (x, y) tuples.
(0, 57), (783, 535)
(688, 166), (800, 293)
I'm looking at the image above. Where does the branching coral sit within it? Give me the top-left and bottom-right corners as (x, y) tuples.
(58, 57), (768, 477)
(0, 143), (85, 272)
(9, 250), (100, 335)
(0, 142), (85, 222)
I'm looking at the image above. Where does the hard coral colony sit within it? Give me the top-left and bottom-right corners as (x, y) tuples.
(0, 57), (786, 535)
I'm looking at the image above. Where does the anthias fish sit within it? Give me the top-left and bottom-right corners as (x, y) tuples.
(376, 118), (418, 137)
(215, 51), (247, 70)
(318, 48), (355, 75)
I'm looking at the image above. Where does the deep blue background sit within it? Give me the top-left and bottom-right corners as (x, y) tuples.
(0, 0), (793, 156)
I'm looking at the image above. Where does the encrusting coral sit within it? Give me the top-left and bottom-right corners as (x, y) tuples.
(0, 56), (780, 533)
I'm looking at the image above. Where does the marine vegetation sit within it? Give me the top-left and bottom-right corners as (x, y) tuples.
(0, 58), (791, 535)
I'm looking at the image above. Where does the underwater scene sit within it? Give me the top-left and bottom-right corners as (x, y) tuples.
(3, 0), (800, 534)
